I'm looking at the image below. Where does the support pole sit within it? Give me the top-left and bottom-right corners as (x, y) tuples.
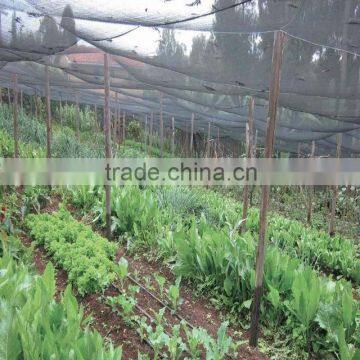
(329, 134), (342, 236)
(149, 112), (153, 156)
(190, 113), (194, 155)
(171, 116), (175, 155)
(20, 90), (23, 110)
(75, 92), (80, 139)
(104, 53), (112, 240)
(307, 140), (316, 225)
(122, 111), (126, 147)
(12, 74), (19, 158)
(159, 92), (164, 156)
(249, 30), (285, 347)
(206, 122), (211, 157)
(94, 104), (98, 132)
(240, 97), (254, 233)
(45, 65), (52, 158)
(144, 114), (148, 154)
(59, 98), (63, 126)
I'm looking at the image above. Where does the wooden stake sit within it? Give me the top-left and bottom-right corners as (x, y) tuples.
(12, 74), (19, 158)
(75, 92), (80, 139)
(206, 122), (211, 157)
(249, 30), (285, 347)
(190, 113), (194, 155)
(160, 92), (164, 156)
(94, 104), (98, 132)
(144, 114), (148, 154)
(240, 97), (254, 233)
(104, 53), (112, 240)
(171, 116), (175, 155)
(122, 111), (126, 147)
(307, 140), (316, 225)
(329, 134), (342, 236)
(45, 65), (52, 158)
(149, 112), (153, 156)
(59, 98), (63, 126)
(7, 87), (10, 104)
(20, 90), (23, 110)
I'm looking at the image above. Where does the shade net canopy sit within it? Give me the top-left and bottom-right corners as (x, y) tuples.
(0, 0), (359, 156)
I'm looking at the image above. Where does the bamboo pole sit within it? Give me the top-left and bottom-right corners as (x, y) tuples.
(249, 30), (285, 347)
(329, 134), (342, 236)
(45, 65), (52, 158)
(12, 74), (19, 158)
(240, 97), (254, 233)
(159, 92), (164, 156)
(190, 113), (194, 155)
(104, 53), (112, 240)
(171, 116), (175, 155)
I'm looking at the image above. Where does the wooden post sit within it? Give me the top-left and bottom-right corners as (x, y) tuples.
(75, 93), (80, 139)
(240, 97), (254, 233)
(20, 90), (23, 110)
(171, 116), (175, 155)
(122, 111), (126, 147)
(307, 140), (316, 225)
(104, 53), (112, 240)
(12, 74), (19, 158)
(45, 65), (52, 158)
(144, 114), (148, 154)
(7, 87), (10, 104)
(34, 91), (38, 118)
(0, 87), (2, 105)
(159, 92), (164, 156)
(94, 104), (98, 132)
(329, 134), (342, 236)
(190, 113), (194, 155)
(59, 98), (63, 126)
(249, 30), (285, 347)
(206, 122), (211, 157)
(149, 112), (153, 156)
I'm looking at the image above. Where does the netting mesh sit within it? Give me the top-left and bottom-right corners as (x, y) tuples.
(0, 0), (359, 156)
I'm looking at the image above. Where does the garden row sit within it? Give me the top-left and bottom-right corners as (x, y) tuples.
(0, 233), (123, 359)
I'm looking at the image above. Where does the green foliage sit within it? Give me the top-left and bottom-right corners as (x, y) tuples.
(127, 121), (142, 141)
(0, 253), (122, 359)
(25, 206), (118, 295)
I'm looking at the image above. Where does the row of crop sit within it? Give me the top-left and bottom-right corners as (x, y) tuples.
(25, 207), (118, 295)
(65, 185), (359, 359)
(0, 233), (122, 359)
(187, 188), (359, 284)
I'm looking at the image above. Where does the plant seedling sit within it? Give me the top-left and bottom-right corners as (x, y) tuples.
(167, 277), (183, 313)
(117, 257), (128, 289)
(154, 273), (166, 298)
